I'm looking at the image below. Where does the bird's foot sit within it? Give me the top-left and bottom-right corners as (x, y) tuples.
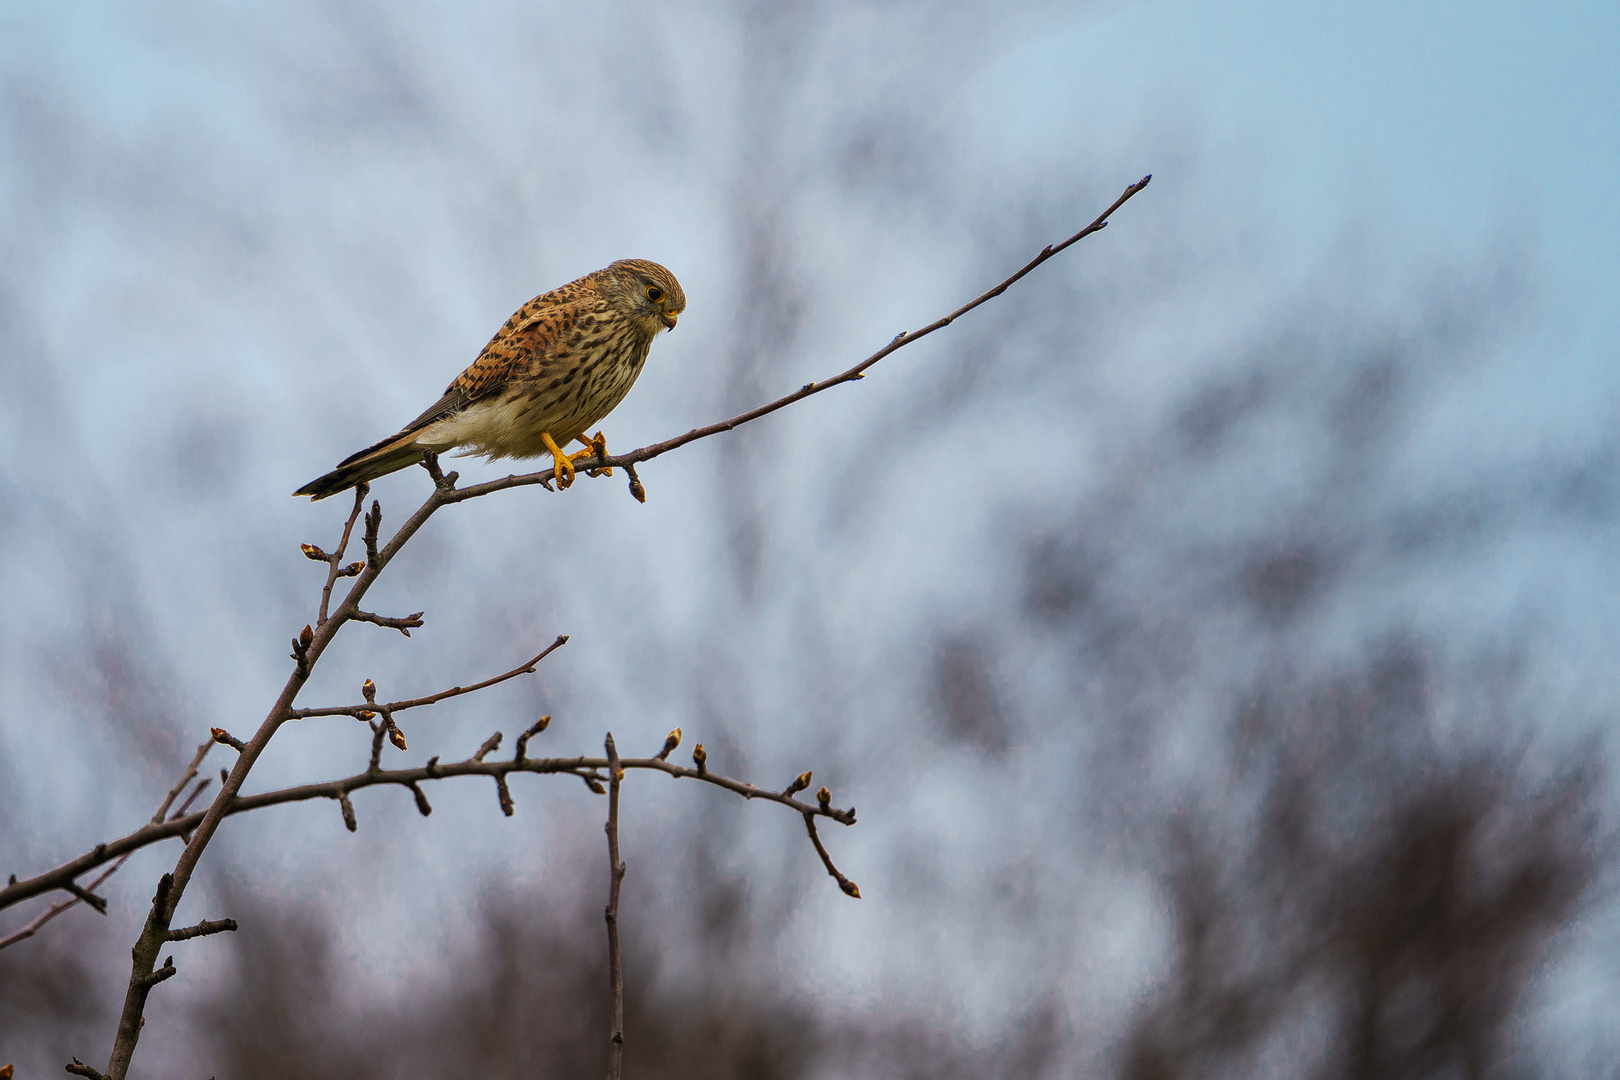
(570, 431), (612, 476)
(541, 432), (576, 489)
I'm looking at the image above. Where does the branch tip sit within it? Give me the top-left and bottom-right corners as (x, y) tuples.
(656, 727), (681, 761)
(409, 782), (432, 817)
(209, 728), (245, 753)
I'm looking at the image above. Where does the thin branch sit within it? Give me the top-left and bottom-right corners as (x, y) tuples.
(0, 741), (212, 952)
(316, 484), (368, 625)
(5, 748), (854, 915)
(150, 741), (214, 825)
(289, 637), (568, 720)
(604, 733), (626, 1080)
(165, 917), (238, 943)
(805, 813), (860, 898)
(441, 175), (1151, 505)
(351, 609), (426, 636)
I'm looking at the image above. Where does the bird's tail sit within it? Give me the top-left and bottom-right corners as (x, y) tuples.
(293, 431), (427, 501)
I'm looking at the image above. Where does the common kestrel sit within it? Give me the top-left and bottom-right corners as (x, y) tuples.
(295, 259), (685, 500)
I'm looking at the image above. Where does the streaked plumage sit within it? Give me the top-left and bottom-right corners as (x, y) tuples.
(295, 259), (685, 500)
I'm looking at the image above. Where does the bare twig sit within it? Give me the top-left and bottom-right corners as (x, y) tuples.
(604, 733), (626, 1080)
(0, 741), (211, 952)
(513, 715), (552, 762)
(166, 917), (238, 943)
(289, 637), (568, 720)
(805, 813), (860, 898)
(5, 746), (854, 915)
(351, 609), (426, 636)
(316, 484), (368, 625)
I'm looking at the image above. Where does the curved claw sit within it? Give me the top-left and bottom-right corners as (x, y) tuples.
(569, 431), (612, 476)
(541, 432), (576, 489)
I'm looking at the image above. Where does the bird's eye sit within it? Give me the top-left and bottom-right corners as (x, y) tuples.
(646, 286), (664, 303)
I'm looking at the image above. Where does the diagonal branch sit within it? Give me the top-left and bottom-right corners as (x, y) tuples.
(0, 741), (213, 951)
(442, 175), (1151, 504)
(289, 636), (569, 720)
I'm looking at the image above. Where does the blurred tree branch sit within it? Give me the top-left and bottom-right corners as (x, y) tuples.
(0, 176), (1150, 1079)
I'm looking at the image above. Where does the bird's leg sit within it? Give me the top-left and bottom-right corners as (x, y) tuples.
(570, 431), (612, 476)
(540, 432), (576, 489)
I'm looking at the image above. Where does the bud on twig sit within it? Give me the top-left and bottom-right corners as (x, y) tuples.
(209, 728), (245, 753)
(387, 724), (408, 751)
(301, 543), (329, 562)
(784, 771), (812, 797)
(473, 732), (502, 762)
(817, 786), (832, 811)
(362, 679), (377, 702)
(692, 743), (707, 774)
(657, 727), (682, 761)
(514, 715), (551, 762)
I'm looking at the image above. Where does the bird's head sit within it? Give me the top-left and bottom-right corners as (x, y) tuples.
(607, 259), (686, 336)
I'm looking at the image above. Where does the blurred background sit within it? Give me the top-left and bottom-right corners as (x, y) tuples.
(3, 1), (1618, 1076)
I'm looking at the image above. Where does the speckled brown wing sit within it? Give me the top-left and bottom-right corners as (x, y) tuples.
(292, 290), (586, 500)
(398, 291), (583, 435)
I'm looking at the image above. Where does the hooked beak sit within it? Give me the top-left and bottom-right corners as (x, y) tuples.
(662, 311), (678, 330)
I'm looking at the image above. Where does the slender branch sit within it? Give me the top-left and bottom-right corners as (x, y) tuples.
(289, 637), (568, 720)
(0, 741), (212, 951)
(805, 813), (860, 898)
(315, 484), (368, 625)
(442, 175), (1151, 504)
(351, 609), (426, 636)
(101, 474), (463, 1078)
(604, 733), (626, 1080)
(6, 746), (854, 917)
(165, 917), (238, 943)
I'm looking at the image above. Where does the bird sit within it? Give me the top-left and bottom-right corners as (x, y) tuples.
(294, 259), (685, 501)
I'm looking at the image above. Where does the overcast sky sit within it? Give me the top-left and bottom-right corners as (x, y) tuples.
(3, 1), (1617, 1072)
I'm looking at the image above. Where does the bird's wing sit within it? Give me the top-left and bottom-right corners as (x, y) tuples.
(406, 295), (585, 433)
(327, 294), (583, 472)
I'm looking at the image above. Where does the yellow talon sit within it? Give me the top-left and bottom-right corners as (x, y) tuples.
(541, 432), (576, 489)
(570, 431), (612, 476)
